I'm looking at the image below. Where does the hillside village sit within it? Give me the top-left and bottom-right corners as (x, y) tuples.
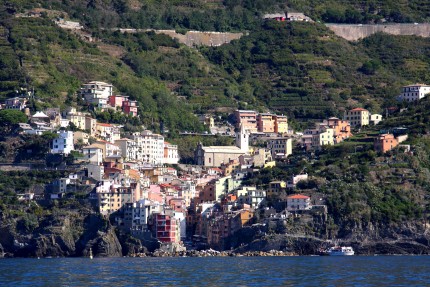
(0, 78), (422, 253)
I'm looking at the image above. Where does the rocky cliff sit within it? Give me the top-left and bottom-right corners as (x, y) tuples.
(232, 222), (430, 255)
(0, 201), (123, 258)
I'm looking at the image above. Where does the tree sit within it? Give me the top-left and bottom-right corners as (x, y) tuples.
(0, 109), (27, 134)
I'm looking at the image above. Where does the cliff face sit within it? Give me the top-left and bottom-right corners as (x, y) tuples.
(233, 222), (430, 255)
(0, 203), (123, 258)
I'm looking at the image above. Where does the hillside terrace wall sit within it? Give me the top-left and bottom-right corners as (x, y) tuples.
(117, 29), (244, 47)
(325, 23), (430, 41)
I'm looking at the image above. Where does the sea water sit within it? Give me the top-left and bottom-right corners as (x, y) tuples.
(0, 256), (429, 286)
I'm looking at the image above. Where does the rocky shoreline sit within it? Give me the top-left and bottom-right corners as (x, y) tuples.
(135, 249), (296, 258)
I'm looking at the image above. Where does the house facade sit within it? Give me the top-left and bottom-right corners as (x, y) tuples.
(374, 134), (399, 153)
(266, 137), (292, 158)
(398, 84), (430, 102)
(343, 108), (370, 127)
(257, 113), (275, 133)
(50, 131), (74, 155)
(235, 110), (258, 132)
(274, 115), (288, 133)
(286, 194), (311, 211)
(80, 81), (113, 108)
(163, 142), (179, 164)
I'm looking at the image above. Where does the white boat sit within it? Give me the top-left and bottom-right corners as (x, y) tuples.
(89, 248), (93, 259)
(327, 246), (354, 256)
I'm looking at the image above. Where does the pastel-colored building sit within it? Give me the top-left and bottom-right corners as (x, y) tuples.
(198, 115), (215, 128)
(374, 134), (399, 153)
(398, 84), (430, 102)
(67, 113), (97, 136)
(343, 108), (369, 127)
(108, 95), (128, 108)
(235, 110), (258, 132)
(326, 117), (352, 143)
(274, 115), (288, 133)
(286, 194), (311, 211)
(50, 131), (74, 155)
(96, 181), (138, 215)
(257, 113), (275, 133)
(96, 123), (121, 143)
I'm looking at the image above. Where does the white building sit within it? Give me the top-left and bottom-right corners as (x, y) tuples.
(80, 81), (113, 108)
(398, 84), (430, 102)
(286, 194), (311, 211)
(82, 146), (103, 165)
(131, 130), (165, 165)
(50, 131), (74, 155)
(287, 174), (308, 188)
(164, 142), (179, 164)
(115, 139), (137, 161)
(369, 114), (383, 125)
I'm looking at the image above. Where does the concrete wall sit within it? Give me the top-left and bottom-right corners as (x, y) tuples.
(118, 28), (243, 47)
(325, 23), (430, 41)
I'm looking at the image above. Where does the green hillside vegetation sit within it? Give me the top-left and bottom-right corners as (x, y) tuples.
(288, 0), (430, 23)
(0, 14), (205, 134)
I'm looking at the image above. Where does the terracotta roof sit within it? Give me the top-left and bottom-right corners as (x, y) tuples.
(350, 108), (368, 112)
(97, 123), (113, 127)
(287, 194), (310, 199)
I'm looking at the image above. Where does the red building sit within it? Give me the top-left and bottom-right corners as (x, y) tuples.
(152, 213), (180, 243)
(123, 100), (138, 117)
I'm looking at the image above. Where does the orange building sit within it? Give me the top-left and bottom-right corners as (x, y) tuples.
(326, 117), (352, 143)
(235, 110), (258, 132)
(374, 134), (398, 153)
(257, 113), (275, 133)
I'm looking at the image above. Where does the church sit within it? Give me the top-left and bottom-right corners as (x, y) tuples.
(195, 125), (249, 167)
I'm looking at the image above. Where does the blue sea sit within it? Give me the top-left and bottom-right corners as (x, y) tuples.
(0, 256), (429, 286)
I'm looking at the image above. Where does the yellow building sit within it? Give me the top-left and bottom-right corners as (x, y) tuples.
(274, 115), (288, 133)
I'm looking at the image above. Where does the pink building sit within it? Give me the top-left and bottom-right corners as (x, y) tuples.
(257, 113), (275, 133)
(235, 110), (258, 132)
(108, 95), (128, 108)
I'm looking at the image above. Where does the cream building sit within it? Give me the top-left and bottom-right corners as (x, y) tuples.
(195, 125), (249, 167)
(343, 108), (370, 127)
